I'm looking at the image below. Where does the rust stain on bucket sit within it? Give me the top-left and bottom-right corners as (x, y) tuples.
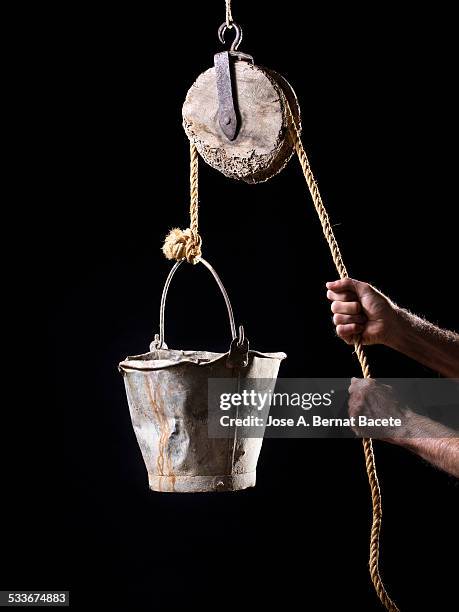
(145, 376), (176, 492)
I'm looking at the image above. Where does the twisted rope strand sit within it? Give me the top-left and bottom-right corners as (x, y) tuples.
(189, 141), (200, 240)
(287, 106), (398, 611)
(162, 142), (202, 264)
(225, 0), (233, 27)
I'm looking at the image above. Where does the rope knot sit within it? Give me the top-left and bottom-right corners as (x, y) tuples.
(162, 227), (202, 264)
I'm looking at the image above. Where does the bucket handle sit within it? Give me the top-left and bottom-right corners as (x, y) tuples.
(153, 258), (249, 367)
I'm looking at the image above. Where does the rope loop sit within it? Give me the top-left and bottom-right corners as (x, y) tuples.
(162, 72), (398, 611)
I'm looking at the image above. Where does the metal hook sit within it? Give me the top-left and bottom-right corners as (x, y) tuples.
(218, 21), (242, 51)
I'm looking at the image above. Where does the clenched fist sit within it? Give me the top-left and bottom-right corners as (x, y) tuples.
(326, 278), (398, 345)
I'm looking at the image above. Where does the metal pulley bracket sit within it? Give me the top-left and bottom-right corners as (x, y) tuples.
(214, 52), (238, 140)
(214, 22), (253, 141)
(214, 51), (253, 141)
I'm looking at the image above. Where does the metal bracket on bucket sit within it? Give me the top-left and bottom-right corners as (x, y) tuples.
(152, 258), (249, 368)
(227, 326), (249, 368)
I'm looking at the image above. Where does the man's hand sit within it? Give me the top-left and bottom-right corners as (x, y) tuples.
(326, 277), (459, 376)
(348, 378), (410, 439)
(348, 378), (459, 477)
(326, 278), (398, 345)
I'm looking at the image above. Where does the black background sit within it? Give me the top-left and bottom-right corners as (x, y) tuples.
(7, 3), (459, 611)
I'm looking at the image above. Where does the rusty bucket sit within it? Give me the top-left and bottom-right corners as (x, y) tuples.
(119, 258), (286, 493)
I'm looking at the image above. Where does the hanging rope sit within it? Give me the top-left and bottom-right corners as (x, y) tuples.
(286, 104), (398, 612)
(225, 0), (234, 28)
(162, 142), (202, 264)
(164, 46), (396, 607)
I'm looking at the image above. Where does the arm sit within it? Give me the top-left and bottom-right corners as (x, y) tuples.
(326, 278), (459, 378)
(387, 308), (459, 379)
(348, 378), (459, 478)
(395, 421), (459, 478)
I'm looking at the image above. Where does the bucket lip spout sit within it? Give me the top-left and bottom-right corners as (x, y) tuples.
(118, 347), (287, 372)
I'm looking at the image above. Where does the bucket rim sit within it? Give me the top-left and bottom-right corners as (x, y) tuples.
(119, 347), (287, 372)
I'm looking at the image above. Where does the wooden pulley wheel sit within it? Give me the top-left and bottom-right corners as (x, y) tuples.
(182, 25), (301, 184)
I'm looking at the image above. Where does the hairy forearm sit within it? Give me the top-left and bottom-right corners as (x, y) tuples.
(389, 412), (459, 478)
(387, 307), (459, 377)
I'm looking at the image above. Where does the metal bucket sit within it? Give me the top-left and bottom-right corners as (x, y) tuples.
(119, 258), (286, 493)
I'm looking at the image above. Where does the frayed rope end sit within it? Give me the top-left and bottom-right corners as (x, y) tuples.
(162, 227), (202, 264)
